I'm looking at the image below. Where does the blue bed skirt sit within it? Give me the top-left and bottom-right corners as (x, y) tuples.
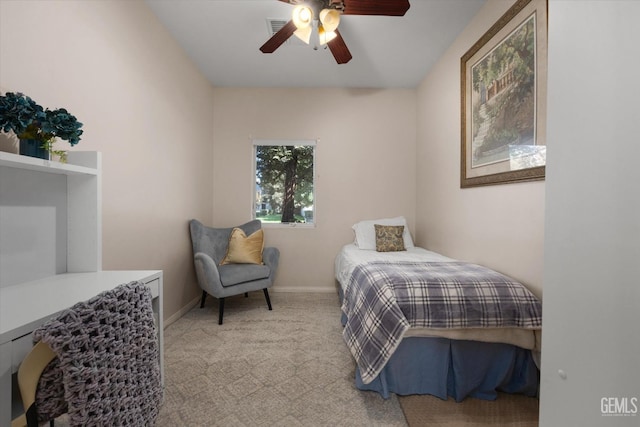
(354, 336), (539, 400)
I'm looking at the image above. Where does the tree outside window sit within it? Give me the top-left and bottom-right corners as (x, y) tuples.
(253, 140), (315, 224)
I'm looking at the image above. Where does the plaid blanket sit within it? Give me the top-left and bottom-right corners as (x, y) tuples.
(341, 261), (542, 384)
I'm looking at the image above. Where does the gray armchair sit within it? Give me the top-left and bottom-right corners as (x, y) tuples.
(189, 219), (279, 324)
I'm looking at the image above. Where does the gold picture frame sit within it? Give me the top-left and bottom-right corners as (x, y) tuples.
(461, 0), (548, 188)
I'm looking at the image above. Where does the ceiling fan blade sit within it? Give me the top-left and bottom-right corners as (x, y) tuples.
(260, 20), (297, 54)
(342, 0), (410, 16)
(327, 30), (352, 64)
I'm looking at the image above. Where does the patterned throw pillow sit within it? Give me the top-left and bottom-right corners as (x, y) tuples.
(374, 224), (406, 252)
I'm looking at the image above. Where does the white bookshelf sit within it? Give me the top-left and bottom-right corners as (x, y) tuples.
(0, 151), (102, 286)
(0, 150), (99, 176)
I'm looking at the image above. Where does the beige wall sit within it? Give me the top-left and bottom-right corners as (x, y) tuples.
(0, 0), (214, 321)
(415, 0), (544, 297)
(212, 88), (417, 292)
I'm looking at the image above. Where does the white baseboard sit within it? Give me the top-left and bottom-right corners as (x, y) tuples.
(163, 295), (200, 329)
(271, 286), (338, 294)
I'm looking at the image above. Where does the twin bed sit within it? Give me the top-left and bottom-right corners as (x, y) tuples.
(335, 217), (542, 401)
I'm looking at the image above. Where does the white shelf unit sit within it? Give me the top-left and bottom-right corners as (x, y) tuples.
(0, 151), (102, 286)
(0, 150), (100, 176)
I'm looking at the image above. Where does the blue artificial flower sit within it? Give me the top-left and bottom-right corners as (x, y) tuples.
(0, 92), (45, 136)
(0, 92), (83, 145)
(42, 108), (84, 146)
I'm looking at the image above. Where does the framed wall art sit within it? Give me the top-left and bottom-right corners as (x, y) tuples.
(461, 0), (548, 188)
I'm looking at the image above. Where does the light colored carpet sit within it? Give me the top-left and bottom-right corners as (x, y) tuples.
(156, 292), (407, 426)
(399, 392), (539, 427)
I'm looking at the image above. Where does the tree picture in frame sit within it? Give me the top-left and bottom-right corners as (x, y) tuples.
(461, 0), (548, 188)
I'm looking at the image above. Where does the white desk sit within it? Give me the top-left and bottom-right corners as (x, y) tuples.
(0, 270), (164, 426)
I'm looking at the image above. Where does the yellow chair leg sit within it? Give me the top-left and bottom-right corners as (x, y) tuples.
(11, 414), (27, 427)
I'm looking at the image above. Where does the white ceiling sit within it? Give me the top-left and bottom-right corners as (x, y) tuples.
(145, 0), (486, 88)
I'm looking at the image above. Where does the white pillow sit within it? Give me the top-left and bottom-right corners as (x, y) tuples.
(352, 216), (414, 250)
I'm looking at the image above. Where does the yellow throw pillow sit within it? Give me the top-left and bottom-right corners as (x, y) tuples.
(220, 228), (264, 265)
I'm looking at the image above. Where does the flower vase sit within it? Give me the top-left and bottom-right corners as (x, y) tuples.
(19, 138), (50, 160)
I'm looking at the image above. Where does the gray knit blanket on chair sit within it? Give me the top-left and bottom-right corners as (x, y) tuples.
(32, 281), (163, 426)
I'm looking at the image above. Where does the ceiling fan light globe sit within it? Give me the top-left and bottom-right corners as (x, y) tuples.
(293, 26), (312, 44)
(318, 26), (337, 46)
(292, 5), (313, 29)
(319, 9), (340, 32)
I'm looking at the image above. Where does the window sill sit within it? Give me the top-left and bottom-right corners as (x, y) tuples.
(260, 222), (316, 229)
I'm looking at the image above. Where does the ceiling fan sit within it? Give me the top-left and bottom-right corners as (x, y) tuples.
(260, 0), (411, 64)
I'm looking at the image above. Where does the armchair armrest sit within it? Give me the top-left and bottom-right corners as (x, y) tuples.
(194, 252), (225, 297)
(263, 247), (280, 282)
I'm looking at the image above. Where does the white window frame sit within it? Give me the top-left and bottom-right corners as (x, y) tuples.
(251, 139), (317, 228)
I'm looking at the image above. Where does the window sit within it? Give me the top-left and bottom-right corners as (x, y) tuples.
(252, 139), (316, 225)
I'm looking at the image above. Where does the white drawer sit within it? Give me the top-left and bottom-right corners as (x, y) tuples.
(11, 333), (34, 373)
(144, 278), (160, 299)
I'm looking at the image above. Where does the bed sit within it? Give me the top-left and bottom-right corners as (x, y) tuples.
(335, 218), (542, 401)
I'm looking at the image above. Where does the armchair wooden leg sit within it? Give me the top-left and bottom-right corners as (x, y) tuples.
(263, 289), (272, 311)
(218, 298), (225, 325)
(200, 291), (207, 308)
